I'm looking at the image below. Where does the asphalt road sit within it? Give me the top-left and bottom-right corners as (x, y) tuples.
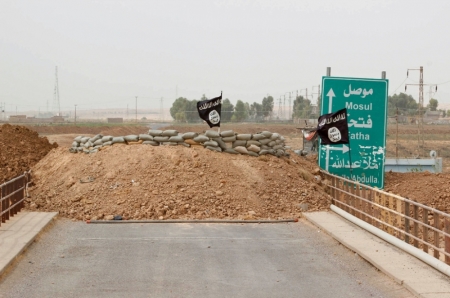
(0, 219), (411, 298)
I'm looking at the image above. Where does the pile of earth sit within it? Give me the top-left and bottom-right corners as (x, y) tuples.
(0, 124), (58, 183)
(25, 144), (330, 221)
(384, 171), (450, 213)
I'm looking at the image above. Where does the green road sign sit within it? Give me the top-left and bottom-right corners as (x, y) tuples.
(319, 76), (388, 188)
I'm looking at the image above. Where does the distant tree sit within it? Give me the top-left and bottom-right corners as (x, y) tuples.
(233, 100), (248, 121)
(185, 99), (199, 122)
(170, 97), (189, 121)
(428, 98), (438, 111)
(388, 93), (418, 116)
(262, 96), (274, 118)
(447, 110), (450, 117)
(292, 95), (312, 118)
(249, 102), (263, 120)
(221, 98), (234, 122)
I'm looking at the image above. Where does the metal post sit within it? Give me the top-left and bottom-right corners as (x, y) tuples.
(326, 67), (331, 76)
(381, 71), (386, 79)
(74, 105), (77, 125)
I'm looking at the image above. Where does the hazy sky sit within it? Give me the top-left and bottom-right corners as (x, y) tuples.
(1, 0), (450, 114)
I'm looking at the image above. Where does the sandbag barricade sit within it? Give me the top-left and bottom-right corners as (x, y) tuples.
(69, 130), (289, 157)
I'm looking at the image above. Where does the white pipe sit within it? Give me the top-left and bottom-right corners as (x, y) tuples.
(331, 204), (450, 278)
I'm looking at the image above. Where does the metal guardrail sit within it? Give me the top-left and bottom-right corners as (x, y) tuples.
(322, 171), (450, 265)
(0, 171), (31, 226)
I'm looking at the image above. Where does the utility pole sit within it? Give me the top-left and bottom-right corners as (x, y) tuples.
(405, 66), (437, 157)
(54, 66), (60, 116)
(135, 96), (138, 122)
(74, 105), (77, 125)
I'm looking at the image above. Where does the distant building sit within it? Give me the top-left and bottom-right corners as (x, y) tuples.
(107, 118), (123, 123)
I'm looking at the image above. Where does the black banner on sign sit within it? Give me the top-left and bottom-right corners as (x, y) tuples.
(316, 108), (349, 145)
(197, 92), (222, 128)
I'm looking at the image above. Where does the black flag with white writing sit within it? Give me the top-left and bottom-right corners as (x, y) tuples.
(316, 108), (349, 145)
(197, 92), (222, 128)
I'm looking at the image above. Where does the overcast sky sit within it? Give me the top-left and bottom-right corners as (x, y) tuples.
(1, 0), (450, 114)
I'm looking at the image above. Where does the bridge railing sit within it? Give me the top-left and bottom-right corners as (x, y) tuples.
(322, 171), (450, 265)
(0, 171), (31, 226)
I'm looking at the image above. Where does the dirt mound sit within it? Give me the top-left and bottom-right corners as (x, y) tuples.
(0, 124), (58, 183)
(384, 171), (450, 213)
(26, 145), (330, 221)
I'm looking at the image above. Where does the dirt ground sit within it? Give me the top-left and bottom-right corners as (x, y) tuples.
(1, 122), (449, 220)
(0, 124), (57, 183)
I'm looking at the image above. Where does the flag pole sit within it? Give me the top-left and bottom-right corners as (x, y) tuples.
(218, 91), (222, 134)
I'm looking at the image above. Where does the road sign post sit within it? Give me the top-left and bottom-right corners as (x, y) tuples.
(319, 76), (388, 188)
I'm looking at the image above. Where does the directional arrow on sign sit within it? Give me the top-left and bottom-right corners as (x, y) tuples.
(325, 144), (350, 170)
(326, 144), (349, 153)
(326, 88), (335, 113)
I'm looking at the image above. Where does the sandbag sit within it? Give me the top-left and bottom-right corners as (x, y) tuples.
(232, 140), (247, 148)
(182, 132), (198, 139)
(124, 135), (139, 142)
(222, 136), (236, 142)
(102, 141), (112, 146)
(112, 137), (126, 144)
(260, 131), (273, 138)
(185, 139), (200, 145)
(69, 147), (77, 153)
(72, 141), (79, 147)
(93, 139), (103, 146)
(236, 134), (252, 140)
(161, 142), (178, 146)
(247, 151), (259, 157)
(212, 138), (227, 150)
(74, 136), (83, 143)
(205, 130), (220, 138)
(206, 146), (222, 152)
(259, 138), (271, 145)
(204, 140), (219, 147)
(161, 130), (179, 137)
(251, 134), (265, 141)
(220, 130), (235, 137)
(193, 135), (209, 143)
(89, 134), (102, 143)
(128, 140), (143, 145)
(275, 139), (283, 145)
(246, 140), (261, 146)
(143, 140), (160, 146)
(138, 134), (153, 141)
(275, 149), (285, 157)
(102, 136), (113, 142)
(268, 141), (277, 147)
(83, 141), (93, 148)
(247, 144), (261, 153)
(261, 145), (271, 150)
(259, 149), (271, 155)
(76, 147), (83, 152)
(272, 144), (284, 150)
(234, 146), (248, 154)
(270, 133), (280, 140)
(80, 137), (90, 143)
(154, 136), (170, 142)
(179, 142), (191, 147)
(148, 130), (163, 136)
(168, 135), (184, 142)
(224, 148), (239, 154)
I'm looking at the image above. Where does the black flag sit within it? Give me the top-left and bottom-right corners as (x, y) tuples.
(316, 108), (349, 145)
(197, 92), (222, 128)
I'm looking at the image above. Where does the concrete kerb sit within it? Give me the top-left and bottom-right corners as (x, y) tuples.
(0, 212), (58, 279)
(304, 209), (450, 298)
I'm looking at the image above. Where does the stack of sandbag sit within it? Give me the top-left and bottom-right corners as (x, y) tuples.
(68, 129), (288, 157)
